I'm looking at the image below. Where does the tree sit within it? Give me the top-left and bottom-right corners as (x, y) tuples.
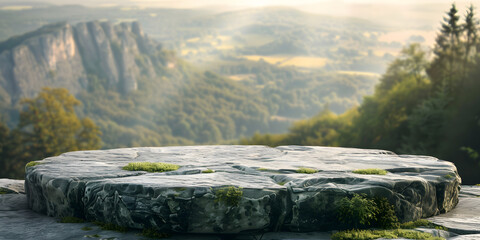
(0, 121), (26, 179)
(19, 88), (101, 161)
(429, 4), (463, 93)
(464, 4), (478, 63)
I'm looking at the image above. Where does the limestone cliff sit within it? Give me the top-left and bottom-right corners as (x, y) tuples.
(0, 21), (158, 105)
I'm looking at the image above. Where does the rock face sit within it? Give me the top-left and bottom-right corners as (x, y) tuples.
(0, 20), (157, 105)
(429, 186), (480, 235)
(25, 146), (461, 234)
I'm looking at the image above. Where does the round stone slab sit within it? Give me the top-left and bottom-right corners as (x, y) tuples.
(25, 145), (461, 233)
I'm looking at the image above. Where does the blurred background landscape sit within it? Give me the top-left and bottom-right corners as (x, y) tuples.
(0, 0), (479, 184)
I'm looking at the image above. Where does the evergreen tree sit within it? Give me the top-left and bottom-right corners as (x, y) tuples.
(430, 4), (463, 93)
(463, 4), (478, 74)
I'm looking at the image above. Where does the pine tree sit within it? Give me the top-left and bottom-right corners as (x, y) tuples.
(430, 4), (463, 93)
(463, 4), (478, 73)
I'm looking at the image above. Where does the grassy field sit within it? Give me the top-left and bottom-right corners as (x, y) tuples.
(0, 5), (32, 11)
(337, 71), (381, 77)
(280, 57), (328, 68)
(243, 55), (328, 68)
(228, 74), (256, 81)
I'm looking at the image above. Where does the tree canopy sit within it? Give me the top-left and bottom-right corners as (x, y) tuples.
(241, 4), (480, 184)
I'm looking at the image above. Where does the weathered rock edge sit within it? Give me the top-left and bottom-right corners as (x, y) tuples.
(25, 146), (461, 233)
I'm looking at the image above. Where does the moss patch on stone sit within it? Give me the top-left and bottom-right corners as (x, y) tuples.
(81, 226), (93, 231)
(122, 162), (180, 173)
(0, 188), (10, 194)
(296, 167), (318, 174)
(400, 219), (431, 229)
(215, 186), (243, 207)
(331, 229), (445, 240)
(58, 216), (85, 223)
(352, 168), (388, 175)
(84, 234), (100, 238)
(202, 169), (215, 173)
(25, 161), (42, 168)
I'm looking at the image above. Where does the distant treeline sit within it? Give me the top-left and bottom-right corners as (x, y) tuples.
(241, 4), (480, 184)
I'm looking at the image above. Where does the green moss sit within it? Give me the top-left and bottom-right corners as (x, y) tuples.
(81, 226), (93, 231)
(122, 162), (180, 173)
(58, 216), (85, 223)
(296, 167), (318, 174)
(0, 188), (9, 194)
(352, 168), (388, 175)
(84, 234), (100, 238)
(93, 221), (128, 232)
(337, 194), (399, 229)
(257, 168), (269, 171)
(25, 161), (42, 168)
(215, 186), (243, 207)
(443, 173), (455, 179)
(476, 184), (480, 186)
(331, 229), (445, 240)
(141, 228), (170, 239)
(202, 169), (215, 173)
(435, 225), (449, 231)
(277, 181), (287, 186)
(400, 219), (431, 229)
(373, 197), (399, 229)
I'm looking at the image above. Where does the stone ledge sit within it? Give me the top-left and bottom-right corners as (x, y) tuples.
(25, 145), (461, 233)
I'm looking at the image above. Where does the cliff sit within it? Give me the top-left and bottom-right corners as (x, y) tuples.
(0, 21), (158, 105)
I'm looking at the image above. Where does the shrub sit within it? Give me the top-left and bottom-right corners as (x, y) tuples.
(296, 167), (318, 174)
(373, 197), (399, 229)
(337, 194), (378, 228)
(215, 186), (243, 207)
(352, 168), (388, 175)
(337, 194), (399, 229)
(122, 162), (180, 173)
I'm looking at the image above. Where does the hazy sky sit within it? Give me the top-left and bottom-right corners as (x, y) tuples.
(1, 0), (460, 8)
(107, 0), (459, 8)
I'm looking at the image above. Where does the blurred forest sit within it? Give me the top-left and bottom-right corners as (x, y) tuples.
(0, 3), (479, 184)
(241, 4), (480, 184)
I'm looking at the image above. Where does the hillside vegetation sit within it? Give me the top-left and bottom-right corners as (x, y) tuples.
(241, 4), (480, 184)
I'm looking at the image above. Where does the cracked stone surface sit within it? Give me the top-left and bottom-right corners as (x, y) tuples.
(429, 186), (480, 235)
(0, 178), (25, 194)
(25, 145), (461, 233)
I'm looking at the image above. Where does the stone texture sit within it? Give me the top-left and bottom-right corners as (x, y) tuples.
(0, 191), (332, 240)
(25, 146), (461, 234)
(429, 185), (480, 235)
(0, 178), (25, 194)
